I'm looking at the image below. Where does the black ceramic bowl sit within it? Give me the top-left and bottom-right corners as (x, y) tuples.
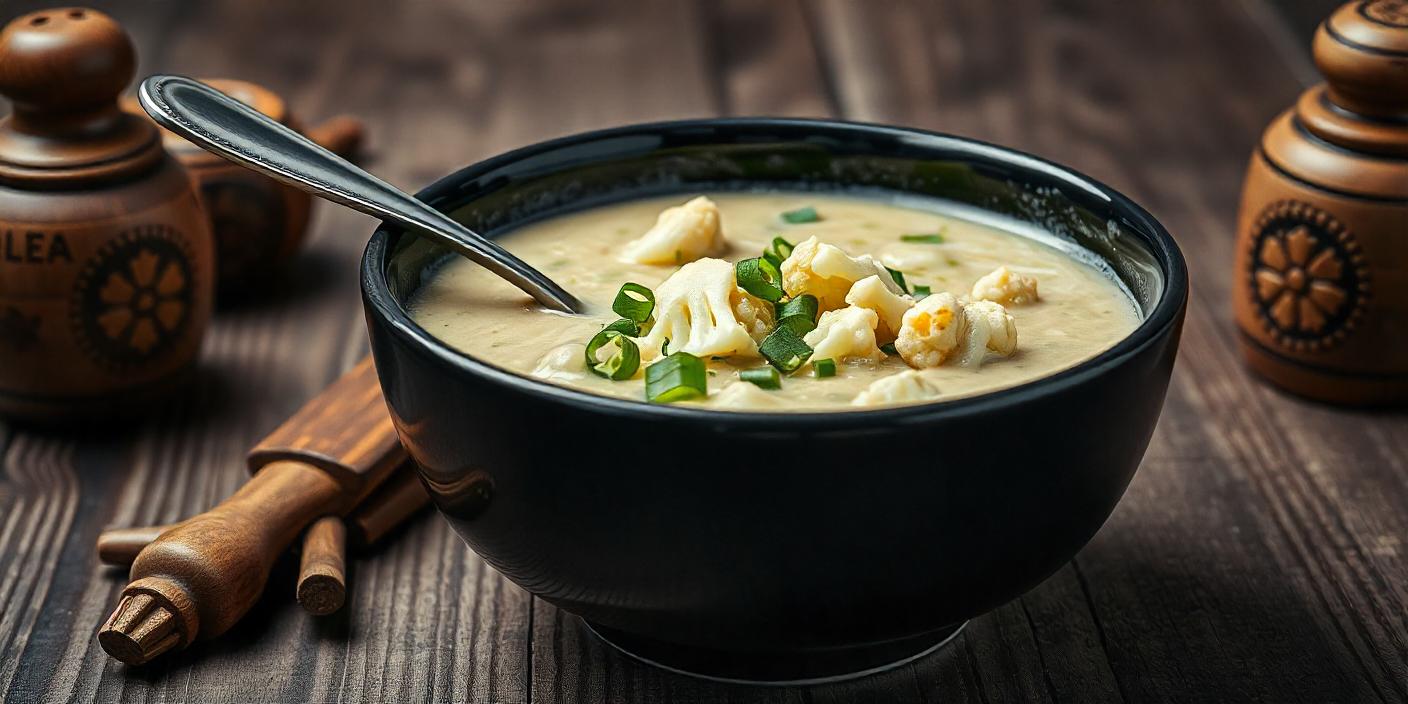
(362, 119), (1186, 684)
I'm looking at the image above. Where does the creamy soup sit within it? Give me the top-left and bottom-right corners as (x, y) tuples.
(411, 193), (1140, 411)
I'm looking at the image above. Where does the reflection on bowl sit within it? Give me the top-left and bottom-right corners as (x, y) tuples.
(361, 119), (1186, 684)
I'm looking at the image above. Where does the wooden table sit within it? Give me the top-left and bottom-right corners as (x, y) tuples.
(3, 1), (1404, 702)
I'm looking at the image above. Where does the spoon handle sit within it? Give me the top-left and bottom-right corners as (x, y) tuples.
(138, 74), (581, 313)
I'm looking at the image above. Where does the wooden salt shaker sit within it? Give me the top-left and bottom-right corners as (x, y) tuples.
(0, 8), (213, 421)
(1234, 0), (1408, 405)
(124, 80), (364, 293)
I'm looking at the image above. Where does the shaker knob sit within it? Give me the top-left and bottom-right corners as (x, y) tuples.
(1313, 1), (1408, 117)
(0, 7), (159, 185)
(0, 8), (134, 130)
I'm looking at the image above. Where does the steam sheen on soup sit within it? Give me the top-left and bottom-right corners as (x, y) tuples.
(410, 193), (1140, 411)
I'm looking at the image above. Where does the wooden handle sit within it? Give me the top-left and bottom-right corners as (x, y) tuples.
(305, 114), (365, 158)
(100, 461), (341, 664)
(94, 462), (428, 568)
(97, 525), (170, 566)
(99, 357), (406, 665)
(297, 517), (347, 616)
(346, 463), (430, 547)
(247, 358), (404, 504)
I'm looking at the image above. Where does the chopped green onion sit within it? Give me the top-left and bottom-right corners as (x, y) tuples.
(611, 283), (655, 323)
(912, 284), (932, 300)
(604, 318), (641, 336)
(886, 266), (910, 294)
(645, 352), (707, 403)
(780, 206), (820, 224)
(584, 328), (641, 380)
(879, 342), (898, 355)
(759, 325), (813, 373)
(763, 236), (795, 267)
(775, 294), (818, 324)
(778, 314), (816, 336)
(813, 358), (837, 378)
(900, 233), (945, 244)
(740, 367), (781, 390)
(736, 257), (784, 302)
(661, 338), (671, 356)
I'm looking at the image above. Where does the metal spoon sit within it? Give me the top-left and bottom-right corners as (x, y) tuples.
(138, 75), (583, 314)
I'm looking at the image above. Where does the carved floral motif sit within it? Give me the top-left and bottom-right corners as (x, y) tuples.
(1248, 201), (1369, 353)
(72, 225), (196, 369)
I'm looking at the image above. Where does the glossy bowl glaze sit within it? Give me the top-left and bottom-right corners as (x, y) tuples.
(361, 119), (1186, 683)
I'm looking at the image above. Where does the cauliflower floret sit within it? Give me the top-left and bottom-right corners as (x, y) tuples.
(621, 196), (726, 265)
(781, 237), (901, 312)
(957, 300), (1018, 367)
(803, 306), (884, 364)
(894, 292), (965, 369)
(531, 343), (587, 382)
(732, 289), (776, 345)
(711, 380), (785, 409)
(844, 275), (915, 344)
(851, 369), (944, 406)
(970, 266), (1039, 305)
(638, 258), (760, 361)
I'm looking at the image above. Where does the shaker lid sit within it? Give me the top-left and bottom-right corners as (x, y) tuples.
(0, 7), (162, 188)
(1264, 1), (1408, 197)
(1313, 1), (1408, 118)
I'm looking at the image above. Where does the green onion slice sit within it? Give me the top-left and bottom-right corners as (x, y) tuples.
(759, 325), (813, 373)
(740, 367), (781, 390)
(912, 284), (932, 300)
(775, 294), (818, 324)
(780, 206), (820, 224)
(736, 257), (784, 302)
(645, 352), (708, 403)
(886, 266), (910, 294)
(763, 236), (795, 267)
(611, 283), (655, 323)
(900, 233), (945, 244)
(584, 327), (641, 380)
(814, 358), (837, 378)
(604, 318), (641, 336)
(778, 314), (816, 337)
(879, 342), (898, 356)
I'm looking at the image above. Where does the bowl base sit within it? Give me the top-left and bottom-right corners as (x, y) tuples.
(582, 619), (968, 686)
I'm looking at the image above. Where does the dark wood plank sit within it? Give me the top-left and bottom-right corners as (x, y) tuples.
(709, 0), (835, 118)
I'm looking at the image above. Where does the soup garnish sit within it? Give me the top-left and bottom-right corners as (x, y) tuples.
(411, 192), (1141, 411)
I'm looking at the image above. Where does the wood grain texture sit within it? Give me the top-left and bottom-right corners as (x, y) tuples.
(3, 0), (1401, 702)
(246, 357), (404, 498)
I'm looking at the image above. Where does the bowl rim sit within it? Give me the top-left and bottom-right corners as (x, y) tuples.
(362, 117), (1188, 427)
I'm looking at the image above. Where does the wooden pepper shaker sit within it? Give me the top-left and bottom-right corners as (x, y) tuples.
(124, 79), (365, 293)
(1234, 0), (1408, 405)
(0, 8), (214, 421)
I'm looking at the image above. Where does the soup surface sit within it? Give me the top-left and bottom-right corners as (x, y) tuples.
(411, 193), (1140, 411)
